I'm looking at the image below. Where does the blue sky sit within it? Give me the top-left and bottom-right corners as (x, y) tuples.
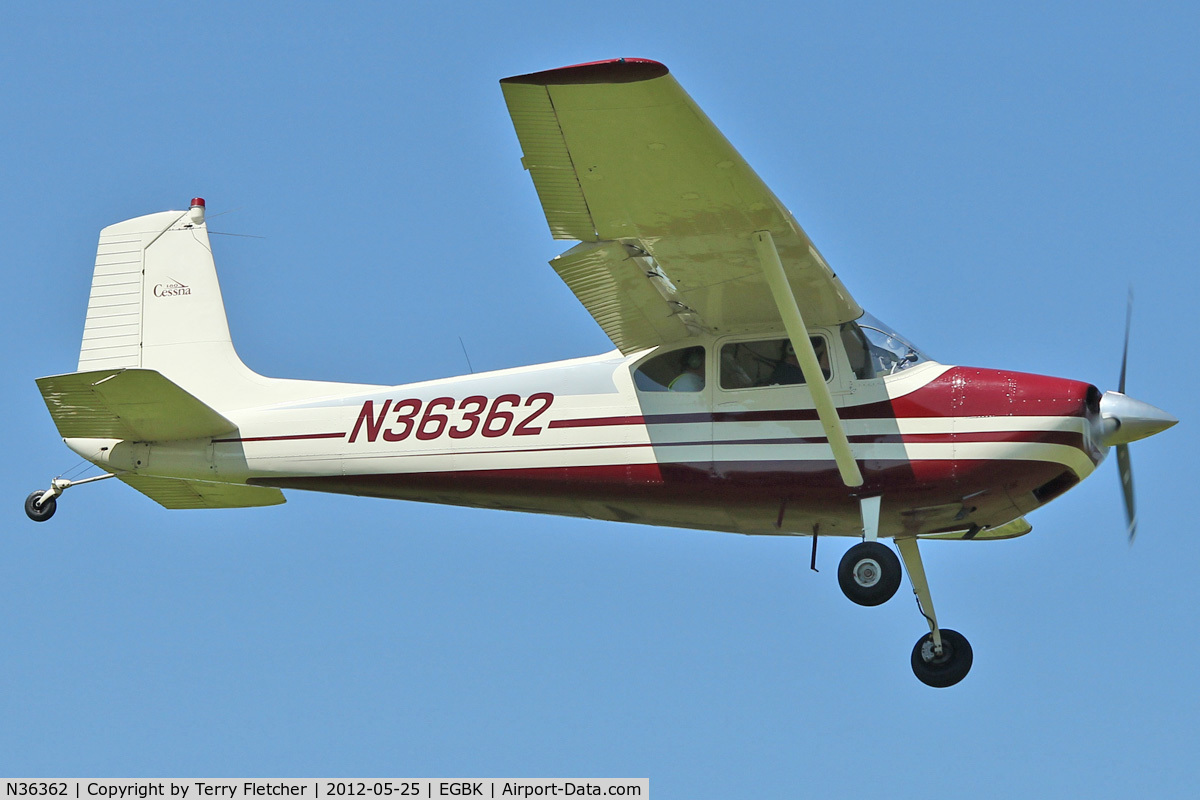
(2, 2), (1197, 796)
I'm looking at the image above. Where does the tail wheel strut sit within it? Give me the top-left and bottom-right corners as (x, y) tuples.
(23, 473), (115, 523)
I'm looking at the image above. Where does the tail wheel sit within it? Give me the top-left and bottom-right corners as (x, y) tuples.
(837, 541), (902, 606)
(25, 491), (56, 522)
(911, 628), (973, 688)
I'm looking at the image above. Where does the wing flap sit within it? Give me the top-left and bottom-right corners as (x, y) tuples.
(118, 475), (285, 509)
(36, 368), (237, 441)
(551, 241), (693, 353)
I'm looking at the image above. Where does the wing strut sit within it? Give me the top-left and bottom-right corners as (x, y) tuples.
(753, 231), (864, 487)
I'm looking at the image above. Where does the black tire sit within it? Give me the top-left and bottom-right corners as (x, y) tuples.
(25, 490), (56, 522)
(911, 628), (973, 688)
(837, 541), (902, 606)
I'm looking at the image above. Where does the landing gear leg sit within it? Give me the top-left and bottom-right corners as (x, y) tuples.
(23, 474), (115, 522)
(895, 536), (972, 688)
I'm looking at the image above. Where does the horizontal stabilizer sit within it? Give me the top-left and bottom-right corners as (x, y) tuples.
(922, 517), (1033, 541)
(119, 475), (285, 509)
(36, 368), (237, 441)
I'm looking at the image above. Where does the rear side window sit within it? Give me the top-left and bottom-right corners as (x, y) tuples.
(634, 346), (706, 392)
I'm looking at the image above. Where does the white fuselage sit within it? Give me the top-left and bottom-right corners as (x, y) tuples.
(65, 332), (1104, 540)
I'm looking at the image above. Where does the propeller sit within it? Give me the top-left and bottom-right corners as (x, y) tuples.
(1099, 290), (1177, 542)
(1117, 291), (1135, 542)
(1116, 439), (1135, 541)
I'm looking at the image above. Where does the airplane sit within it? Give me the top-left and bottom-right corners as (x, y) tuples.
(26, 58), (1177, 687)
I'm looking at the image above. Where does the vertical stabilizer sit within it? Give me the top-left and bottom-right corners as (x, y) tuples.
(73, 200), (378, 411)
(77, 200), (251, 405)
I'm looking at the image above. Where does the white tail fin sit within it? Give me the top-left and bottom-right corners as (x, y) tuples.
(77, 200), (374, 410)
(78, 200), (257, 406)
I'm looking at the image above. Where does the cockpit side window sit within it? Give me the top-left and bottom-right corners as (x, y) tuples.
(634, 346), (706, 392)
(719, 337), (831, 390)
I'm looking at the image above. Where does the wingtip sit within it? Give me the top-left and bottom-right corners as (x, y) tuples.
(501, 58), (669, 86)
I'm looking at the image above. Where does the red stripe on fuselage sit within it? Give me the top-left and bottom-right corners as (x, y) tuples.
(548, 415), (645, 428)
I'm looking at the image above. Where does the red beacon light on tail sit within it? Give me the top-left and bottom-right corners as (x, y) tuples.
(188, 197), (205, 225)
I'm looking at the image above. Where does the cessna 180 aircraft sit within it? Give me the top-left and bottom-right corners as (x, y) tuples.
(28, 59), (1176, 686)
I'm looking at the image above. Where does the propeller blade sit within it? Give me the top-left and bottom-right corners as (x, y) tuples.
(1118, 288), (1132, 395)
(1116, 443), (1136, 543)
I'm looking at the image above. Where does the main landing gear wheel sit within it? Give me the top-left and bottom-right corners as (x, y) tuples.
(911, 628), (973, 688)
(837, 541), (902, 606)
(25, 491), (56, 522)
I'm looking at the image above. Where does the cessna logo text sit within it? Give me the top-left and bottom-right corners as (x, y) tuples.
(154, 280), (191, 297)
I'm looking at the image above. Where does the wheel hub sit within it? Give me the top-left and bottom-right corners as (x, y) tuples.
(853, 558), (882, 588)
(920, 638), (949, 665)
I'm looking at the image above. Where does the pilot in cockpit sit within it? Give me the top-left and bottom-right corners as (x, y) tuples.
(769, 338), (828, 385)
(668, 348), (706, 391)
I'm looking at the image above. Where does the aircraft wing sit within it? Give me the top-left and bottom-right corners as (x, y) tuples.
(501, 59), (862, 354)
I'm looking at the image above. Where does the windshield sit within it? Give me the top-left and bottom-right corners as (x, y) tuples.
(856, 313), (932, 375)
